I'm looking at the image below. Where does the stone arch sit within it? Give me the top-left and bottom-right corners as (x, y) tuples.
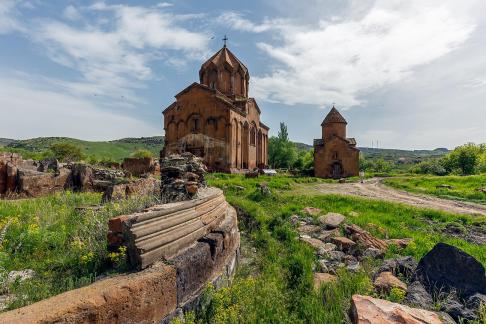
(257, 129), (263, 165)
(231, 118), (239, 168)
(187, 113), (202, 133)
(176, 121), (186, 140)
(167, 121), (177, 142)
(242, 121), (249, 169)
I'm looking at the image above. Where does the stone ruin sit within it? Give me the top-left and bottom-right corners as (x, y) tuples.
(159, 153), (207, 203)
(0, 153), (160, 202)
(0, 152), (240, 323)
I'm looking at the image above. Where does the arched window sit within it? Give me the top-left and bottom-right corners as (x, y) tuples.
(333, 151), (339, 159)
(250, 127), (256, 145)
(189, 115), (201, 133)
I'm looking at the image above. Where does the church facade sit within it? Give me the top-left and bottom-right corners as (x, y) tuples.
(314, 107), (359, 178)
(162, 45), (269, 172)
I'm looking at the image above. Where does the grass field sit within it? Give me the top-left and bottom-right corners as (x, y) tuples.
(0, 174), (484, 322)
(0, 136), (164, 162)
(0, 192), (159, 310)
(384, 174), (486, 204)
(198, 174), (486, 323)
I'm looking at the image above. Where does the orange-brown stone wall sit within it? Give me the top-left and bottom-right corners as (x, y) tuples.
(163, 86), (268, 172)
(314, 138), (359, 178)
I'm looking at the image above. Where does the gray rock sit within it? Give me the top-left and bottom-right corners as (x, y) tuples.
(347, 261), (361, 273)
(466, 293), (486, 310)
(7, 269), (35, 284)
(440, 298), (478, 322)
(363, 247), (385, 259)
(319, 212), (345, 229)
(326, 250), (346, 262)
(378, 256), (417, 280)
(318, 259), (329, 273)
(317, 243), (337, 257)
(405, 281), (434, 308)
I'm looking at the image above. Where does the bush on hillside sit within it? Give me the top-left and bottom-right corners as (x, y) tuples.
(442, 143), (486, 175)
(410, 159), (447, 176)
(130, 149), (153, 159)
(48, 142), (84, 162)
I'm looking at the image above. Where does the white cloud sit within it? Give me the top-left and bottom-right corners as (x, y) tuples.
(63, 5), (82, 21)
(32, 3), (210, 104)
(0, 76), (160, 140)
(0, 0), (23, 34)
(239, 1), (476, 108)
(217, 12), (274, 33)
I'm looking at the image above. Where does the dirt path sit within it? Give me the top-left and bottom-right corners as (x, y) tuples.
(306, 178), (486, 216)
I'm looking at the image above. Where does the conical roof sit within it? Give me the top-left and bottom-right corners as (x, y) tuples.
(200, 46), (248, 75)
(321, 107), (347, 126)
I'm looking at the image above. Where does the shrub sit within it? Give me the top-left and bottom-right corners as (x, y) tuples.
(130, 149), (153, 158)
(410, 159), (447, 176)
(48, 142), (84, 162)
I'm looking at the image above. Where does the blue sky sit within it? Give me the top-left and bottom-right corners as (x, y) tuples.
(1, 0), (485, 149)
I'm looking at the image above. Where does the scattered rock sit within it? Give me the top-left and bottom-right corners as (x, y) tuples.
(317, 229), (339, 242)
(314, 273), (337, 290)
(467, 293), (486, 309)
(373, 271), (407, 293)
(404, 281), (433, 308)
(363, 247), (385, 259)
(378, 256), (417, 280)
(231, 185), (245, 192)
(297, 224), (321, 236)
(318, 260), (330, 273)
(7, 269), (36, 284)
(440, 298), (478, 322)
(257, 182), (271, 196)
(331, 236), (356, 253)
(416, 243), (486, 298)
(299, 236), (326, 250)
(245, 170), (259, 178)
(350, 294), (443, 324)
(385, 238), (413, 249)
(319, 212), (345, 229)
(338, 178), (346, 183)
(347, 261), (361, 273)
(344, 224), (388, 251)
(326, 250), (346, 262)
(316, 243), (337, 256)
(289, 215), (300, 225)
(302, 207), (321, 216)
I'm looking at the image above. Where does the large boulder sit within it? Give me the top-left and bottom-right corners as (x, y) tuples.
(416, 243), (486, 298)
(350, 295), (443, 324)
(319, 212), (345, 228)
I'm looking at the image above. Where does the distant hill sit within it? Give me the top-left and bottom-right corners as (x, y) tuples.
(2, 136), (164, 162)
(292, 141), (449, 162)
(0, 138), (15, 147)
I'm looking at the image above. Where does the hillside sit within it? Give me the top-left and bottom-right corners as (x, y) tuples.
(2, 136), (164, 162)
(293, 142), (449, 162)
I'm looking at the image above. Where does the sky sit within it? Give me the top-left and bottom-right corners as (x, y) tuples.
(0, 0), (485, 149)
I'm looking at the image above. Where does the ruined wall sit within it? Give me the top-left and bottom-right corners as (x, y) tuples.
(0, 196), (240, 324)
(0, 153), (22, 196)
(122, 157), (156, 177)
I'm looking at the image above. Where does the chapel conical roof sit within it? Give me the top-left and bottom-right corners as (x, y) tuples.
(321, 107), (347, 126)
(200, 46), (248, 75)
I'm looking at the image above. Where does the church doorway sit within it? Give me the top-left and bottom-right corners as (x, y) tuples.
(331, 162), (343, 179)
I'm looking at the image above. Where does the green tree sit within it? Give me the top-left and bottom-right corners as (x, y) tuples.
(268, 123), (297, 169)
(49, 142), (84, 162)
(443, 143), (484, 175)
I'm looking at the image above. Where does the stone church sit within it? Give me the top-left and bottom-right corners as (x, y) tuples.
(162, 45), (269, 172)
(314, 107), (359, 178)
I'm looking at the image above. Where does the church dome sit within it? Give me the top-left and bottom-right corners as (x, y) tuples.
(199, 46), (250, 97)
(321, 107), (347, 126)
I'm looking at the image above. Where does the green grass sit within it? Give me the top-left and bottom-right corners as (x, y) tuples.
(1, 136), (164, 162)
(194, 174), (486, 323)
(384, 174), (486, 204)
(0, 191), (159, 310)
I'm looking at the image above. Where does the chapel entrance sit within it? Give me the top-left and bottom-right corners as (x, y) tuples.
(331, 162), (343, 179)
